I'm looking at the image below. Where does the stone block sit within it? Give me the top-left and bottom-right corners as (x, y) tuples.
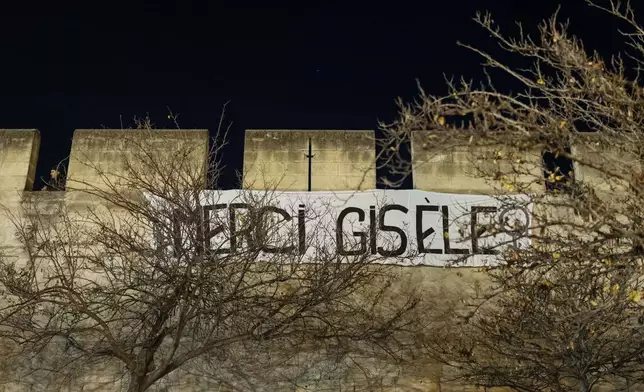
(243, 129), (375, 191)
(411, 131), (544, 194)
(67, 129), (209, 190)
(571, 132), (640, 196)
(0, 129), (40, 191)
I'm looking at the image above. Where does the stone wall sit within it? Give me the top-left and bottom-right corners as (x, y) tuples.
(411, 131), (544, 194)
(0, 128), (609, 391)
(0, 129), (212, 391)
(243, 129), (375, 191)
(67, 129), (209, 190)
(571, 132), (641, 196)
(0, 129), (40, 193)
(0, 130), (41, 258)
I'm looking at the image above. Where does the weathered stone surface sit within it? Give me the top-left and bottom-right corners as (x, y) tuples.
(571, 132), (641, 196)
(411, 131), (544, 194)
(67, 129), (209, 190)
(243, 130), (375, 191)
(0, 129), (40, 192)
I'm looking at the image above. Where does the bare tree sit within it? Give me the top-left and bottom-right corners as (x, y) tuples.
(424, 248), (644, 391)
(0, 117), (422, 391)
(380, 1), (644, 390)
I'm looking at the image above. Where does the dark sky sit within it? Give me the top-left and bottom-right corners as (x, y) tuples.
(0, 0), (640, 189)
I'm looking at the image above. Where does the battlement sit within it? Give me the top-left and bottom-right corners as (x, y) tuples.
(243, 129), (375, 190)
(67, 129), (209, 190)
(570, 132), (641, 195)
(0, 129), (40, 191)
(411, 131), (545, 194)
(0, 128), (621, 195)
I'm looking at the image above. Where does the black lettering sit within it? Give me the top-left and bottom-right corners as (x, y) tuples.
(203, 204), (229, 254)
(416, 205), (442, 254)
(154, 209), (185, 257)
(257, 206), (295, 254)
(172, 209), (183, 256)
(229, 203), (251, 253)
(442, 205), (469, 254)
(298, 204), (306, 255)
(498, 205), (531, 247)
(336, 207), (367, 256)
(369, 206), (377, 254)
(377, 204), (408, 257)
(471, 206), (497, 255)
(153, 221), (165, 251)
(195, 207), (205, 255)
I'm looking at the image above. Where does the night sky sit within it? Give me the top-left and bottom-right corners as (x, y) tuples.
(0, 1), (640, 189)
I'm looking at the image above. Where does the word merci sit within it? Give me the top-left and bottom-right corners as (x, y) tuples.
(154, 190), (532, 267)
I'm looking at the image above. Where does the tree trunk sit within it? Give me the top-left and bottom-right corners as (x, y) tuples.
(127, 374), (146, 392)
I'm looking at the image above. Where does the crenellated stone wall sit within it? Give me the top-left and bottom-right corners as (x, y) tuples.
(0, 128), (612, 391)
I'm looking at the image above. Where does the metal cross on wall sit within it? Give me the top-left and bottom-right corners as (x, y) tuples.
(304, 137), (315, 192)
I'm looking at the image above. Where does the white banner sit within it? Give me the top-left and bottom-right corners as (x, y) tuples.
(152, 190), (532, 267)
